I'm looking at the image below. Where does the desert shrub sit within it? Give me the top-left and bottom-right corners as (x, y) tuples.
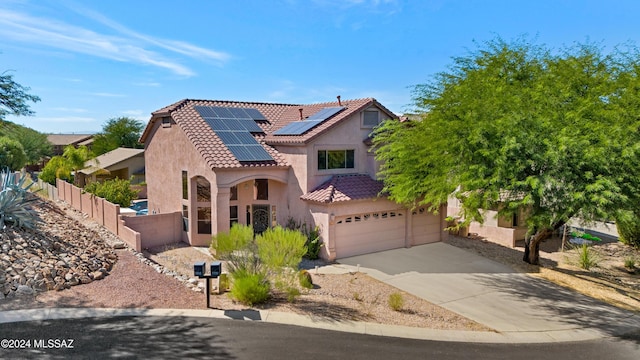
(285, 286), (301, 303)
(623, 257), (637, 270)
(230, 272), (270, 306)
(388, 292), (404, 312)
(284, 217), (324, 259)
(298, 269), (313, 289)
(0, 137), (27, 171)
(84, 178), (138, 207)
(256, 226), (307, 271)
(212, 223), (261, 276)
(616, 210), (640, 248)
(576, 243), (599, 270)
(218, 273), (230, 292)
(353, 292), (363, 301)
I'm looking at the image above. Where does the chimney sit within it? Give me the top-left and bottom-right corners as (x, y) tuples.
(337, 95), (342, 106)
(299, 108), (304, 120)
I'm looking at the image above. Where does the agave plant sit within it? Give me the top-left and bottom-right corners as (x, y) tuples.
(0, 169), (41, 230)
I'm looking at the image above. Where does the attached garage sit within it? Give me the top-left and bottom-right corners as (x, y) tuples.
(411, 207), (442, 245)
(334, 210), (405, 258)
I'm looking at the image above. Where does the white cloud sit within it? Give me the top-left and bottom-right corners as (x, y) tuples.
(0, 3), (231, 77)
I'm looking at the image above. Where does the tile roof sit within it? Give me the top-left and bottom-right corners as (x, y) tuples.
(46, 134), (94, 146)
(300, 174), (385, 203)
(79, 147), (144, 175)
(141, 97), (397, 169)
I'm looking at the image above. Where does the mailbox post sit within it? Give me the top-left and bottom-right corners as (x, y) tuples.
(193, 261), (222, 308)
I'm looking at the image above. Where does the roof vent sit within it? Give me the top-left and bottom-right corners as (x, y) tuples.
(299, 108), (304, 120)
(337, 95), (342, 106)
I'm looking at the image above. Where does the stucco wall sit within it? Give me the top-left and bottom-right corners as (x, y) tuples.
(122, 212), (182, 249)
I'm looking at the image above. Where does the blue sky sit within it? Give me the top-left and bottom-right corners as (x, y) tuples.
(1, 0), (639, 134)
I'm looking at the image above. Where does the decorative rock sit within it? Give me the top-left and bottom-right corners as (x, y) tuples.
(91, 271), (104, 280)
(79, 276), (92, 284)
(112, 241), (126, 249)
(15, 284), (34, 297)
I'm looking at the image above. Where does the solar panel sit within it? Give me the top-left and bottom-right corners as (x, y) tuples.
(273, 106), (345, 136)
(227, 145), (273, 162)
(238, 119), (264, 133)
(244, 108), (268, 121)
(195, 106), (274, 162)
(307, 106), (345, 121)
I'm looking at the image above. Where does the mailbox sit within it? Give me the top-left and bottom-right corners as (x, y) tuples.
(194, 261), (206, 277)
(210, 261), (222, 278)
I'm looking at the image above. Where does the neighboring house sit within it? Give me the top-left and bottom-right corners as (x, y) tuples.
(46, 134), (94, 156)
(140, 97), (447, 260)
(447, 193), (528, 248)
(77, 147), (145, 187)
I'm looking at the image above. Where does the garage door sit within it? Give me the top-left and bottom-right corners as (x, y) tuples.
(335, 210), (405, 258)
(411, 207), (441, 245)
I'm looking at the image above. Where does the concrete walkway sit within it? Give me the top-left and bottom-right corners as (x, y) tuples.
(334, 242), (640, 342)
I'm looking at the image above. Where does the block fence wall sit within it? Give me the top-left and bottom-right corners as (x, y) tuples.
(53, 179), (183, 251)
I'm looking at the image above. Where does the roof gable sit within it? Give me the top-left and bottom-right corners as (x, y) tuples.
(140, 97), (397, 169)
(80, 147), (144, 175)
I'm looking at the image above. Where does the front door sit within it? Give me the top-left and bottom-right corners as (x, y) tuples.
(252, 205), (270, 234)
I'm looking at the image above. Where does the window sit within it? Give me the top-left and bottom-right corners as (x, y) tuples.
(196, 177), (210, 202)
(197, 207), (212, 234)
(317, 150), (355, 170)
(255, 179), (268, 200)
(161, 117), (171, 128)
(363, 110), (379, 127)
(182, 171), (188, 200)
(230, 205), (238, 227)
(230, 185), (238, 201)
(182, 205), (189, 231)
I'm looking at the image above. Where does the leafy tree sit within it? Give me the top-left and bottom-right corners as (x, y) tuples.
(0, 71), (40, 119)
(38, 145), (93, 185)
(0, 136), (27, 171)
(373, 37), (640, 264)
(0, 121), (52, 165)
(92, 117), (145, 155)
(39, 156), (72, 185)
(83, 178), (138, 207)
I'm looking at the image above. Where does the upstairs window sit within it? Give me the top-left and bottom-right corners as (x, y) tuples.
(363, 110), (379, 127)
(255, 179), (268, 200)
(318, 150), (355, 170)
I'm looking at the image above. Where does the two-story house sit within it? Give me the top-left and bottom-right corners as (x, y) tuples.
(140, 97), (447, 260)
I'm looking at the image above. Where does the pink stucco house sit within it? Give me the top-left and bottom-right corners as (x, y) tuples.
(140, 97), (447, 260)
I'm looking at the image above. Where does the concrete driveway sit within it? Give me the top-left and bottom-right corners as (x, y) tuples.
(336, 242), (639, 341)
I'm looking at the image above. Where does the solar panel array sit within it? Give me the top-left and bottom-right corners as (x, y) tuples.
(195, 106), (274, 162)
(273, 106), (345, 136)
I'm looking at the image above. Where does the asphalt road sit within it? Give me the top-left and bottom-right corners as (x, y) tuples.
(0, 316), (638, 360)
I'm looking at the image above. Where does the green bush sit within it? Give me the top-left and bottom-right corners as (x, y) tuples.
(39, 156), (72, 185)
(388, 292), (404, 312)
(256, 226), (307, 271)
(0, 137), (27, 171)
(84, 178), (138, 207)
(211, 223), (260, 275)
(616, 210), (640, 248)
(576, 243), (599, 270)
(298, 269), (313, 289)
(230, 272), (270, 306)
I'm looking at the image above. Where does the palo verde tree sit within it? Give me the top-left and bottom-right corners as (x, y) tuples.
(374, 37), (640, 264)
(0, 70), (40, 119)
(92, 117), (145, 156)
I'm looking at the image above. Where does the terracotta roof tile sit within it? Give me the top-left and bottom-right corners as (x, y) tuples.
(142, 98), (397, 170)
(301, 174), (385, 203)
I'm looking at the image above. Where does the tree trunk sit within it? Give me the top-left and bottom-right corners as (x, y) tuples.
(523, 228), (553, 265)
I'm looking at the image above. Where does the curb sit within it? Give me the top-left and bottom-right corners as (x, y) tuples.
(0, 307), (619, 344)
